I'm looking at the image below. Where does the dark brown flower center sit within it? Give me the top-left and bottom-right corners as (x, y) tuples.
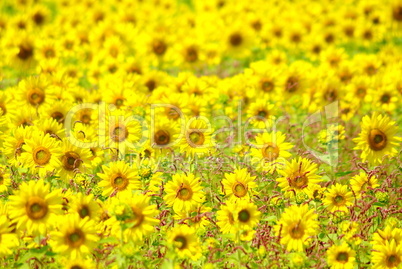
(368, 129), (387, 151)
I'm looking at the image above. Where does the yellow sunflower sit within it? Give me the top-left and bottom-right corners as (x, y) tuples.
(353, 112), (401, 166)
(0, 166), (11, 193)
(234, 199), (261, 232)
(97, 160), (141, 197)
(327, 242), (356, 269)
(109, 192), (160, 242)
(277, 157), (322, 198)
(167, 225), (202, 261)
(20, 132), (62, 177)
(164, 173), (205, 213)
(250, 131), (294, 173)
(49, 214), (99, 259)
(350, 171), (379, 198)
(372, 239), (402, 269)
(59, 138), (93, 182)
(179, 118), (215, 157)
(216, 200), (237, 235)
(174, 205), (211, 231)
(274, 204), (319, 252)
(68, 193), (101, 222)
(323, 184), (354, 213)
(0, 215), (19, 256)
(8, 179), (63, 235)
(221, 168), (257, 201)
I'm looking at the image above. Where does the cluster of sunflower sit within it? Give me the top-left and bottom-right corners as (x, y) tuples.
(0, 0), (402, 268)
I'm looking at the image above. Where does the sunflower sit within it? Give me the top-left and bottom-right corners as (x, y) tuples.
(274, 204), (319, 252)
(216, 200), (237, 234)
(323, 184), (354, 212)
(68, 193), (101, 222)
(221, 168), (257, 201)
(372, 240), (402, 269)
(20, 132), (62, 177)
(50, 214), (99, 259)
(350, 171), (379, 198)
(0, 215), (19, 256)
(353, 112), (401, 165)
(167, 225), (202, 261)
(33, 118), (65, 140)
(250, 131), (294, 173)
(179, 118), (215, 157)
(164, 173), (205, 213)
(8, 179), (63, 235)
(371, 226), (402, 247)
(174, 205), (211, 231)
(150, 119), (181, 153)
(327, 242), (356, 269)
(277, 157), (322, 198)
(97, 160), (141, 197)
(17, 75), (51, 108)
(59, 138), (93, 182)
(0, 166), (11, 193)
(3, 126), (36, 165)
(234, 199), (261, 232)
(109, 192), (160, 242)
(246, 99), (277, 129)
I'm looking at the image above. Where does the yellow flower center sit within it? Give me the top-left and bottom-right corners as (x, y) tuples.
(368, 129), (387, 151)
(188, 131), (205, 146)
(27, 88), (45, 106)
(232, 182), (247, 198)
(26, 197), (48, 220)
(290, 222), (304, 239)
(289, 172), (308, 189)
(336, 252), (349, 263)
(262, 142), (279, 161)
(78, 205), (90, 218)
(178, 185), (193, 201)
(33, 146), (51, 165)
(111, 124), (128, 142)
(154, 130), (170, 146)
(386, 254), (401, 267)
(174, 235), (187, 250)
(62, 151), (82, 171)
(229, 33), (242, 47)
(111, 173), (129, 190)
(66, 229), (85, 248)
(333, 195), (346, 206)
(238, 209), (251, 223)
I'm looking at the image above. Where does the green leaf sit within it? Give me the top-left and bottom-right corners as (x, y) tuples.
(335, 171), (353, 177)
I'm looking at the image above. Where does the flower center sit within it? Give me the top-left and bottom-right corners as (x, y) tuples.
(289, 173), (308, 189)
(333, 195), (346, 206)
(62, 151), (82, 171)
(174, 235), (187, 250)
(51, 111), (64, 122)
(66, 229), (85, 248)
(286, 76), (299, 93)
(188, 131), (205, 146)
(393, 5), (402, 21)
(260, 79), (274, 92)
(111, 174), (129, 190)
(232, 182), (247, 197)
(152, 40), (167, 55)
(386, 254), (401, 267)
(115, 98), (124, 108)
(368, 129), (387, 151)
(229, 33), (242, 46)
(166, 107), (180, 120)
(126, 206), (144, 228)
(33, 146), (51, 165)
(178, 185), (193, 201)
(154, 130), (170, 146)
(238, 209), (251, 223)
(78, 205), (90, 218)
(336, 252), (349, 263)
(381, 94), (391, 104)
(18, 44), (34, 61)
(290, 222), (304, 239)
(111, 124), (128, 142)
(262, 142), (280, 162)
(26, 197), (48, 220)
(185, 47), (198, 62)
(27, 88), (45, 106)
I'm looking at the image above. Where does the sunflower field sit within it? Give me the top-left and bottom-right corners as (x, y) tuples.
(1, 0), (402, 268)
